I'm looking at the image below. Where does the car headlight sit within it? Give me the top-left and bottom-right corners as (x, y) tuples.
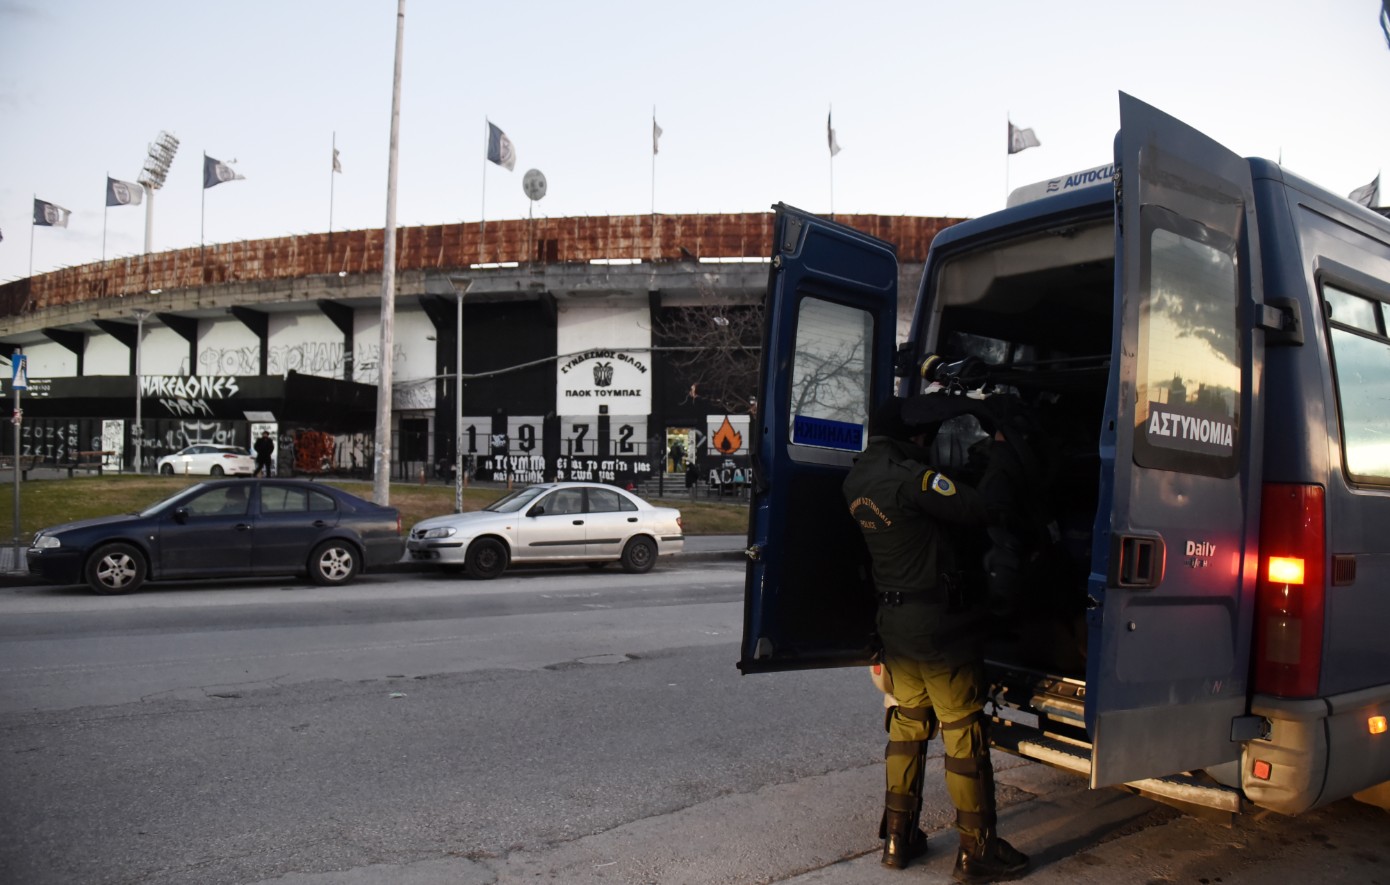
(32, 535), (61, 550)
(419, 526), (457, 540)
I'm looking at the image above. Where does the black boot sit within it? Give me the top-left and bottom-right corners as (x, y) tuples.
(880, 793), (928, 869)
(951, 831), (1030, 883)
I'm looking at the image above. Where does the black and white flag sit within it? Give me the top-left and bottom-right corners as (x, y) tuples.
(203, 154), (245, 189)
(33, 198), (71, 227)
(1349, 174), (1380, 208)
(106, 177), (144, 207)
(486, 122), (516, 171)
(1008, 121), (1041, 154)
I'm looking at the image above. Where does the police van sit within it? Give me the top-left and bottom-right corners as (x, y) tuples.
(740, 93), (1390, 817)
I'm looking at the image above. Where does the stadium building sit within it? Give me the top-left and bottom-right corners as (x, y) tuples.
(0, 212), (956, 488)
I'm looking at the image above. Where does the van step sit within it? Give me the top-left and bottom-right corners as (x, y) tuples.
(990, 729), (1245, 816)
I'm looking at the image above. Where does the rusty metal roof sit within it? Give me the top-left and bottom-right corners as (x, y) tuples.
(0, 212), (961, 319)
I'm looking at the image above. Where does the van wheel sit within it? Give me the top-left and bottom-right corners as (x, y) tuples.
(620, 537), (657, 574)
(309, 540), (359, 585)
(465, 538), (508, 580)
(86, 543), (146, 595)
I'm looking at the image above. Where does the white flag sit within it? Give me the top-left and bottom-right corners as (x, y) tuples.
(1349, 174), (1380, 208)
(827, 111), (841, 157)
(203, 154), (246, 188)
(486, 121), (516, 171)
(332, 147), (342, 174)
(1008, 121), (1041, 154)
(106, 177), (144, 207)
(653, 115), (663, 155)
(32, 198), (71, 228)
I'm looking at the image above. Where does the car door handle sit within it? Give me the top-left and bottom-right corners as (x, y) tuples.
(313, 520), (327, 528)
(572, 519), (585, 525)
(627, 517), (638, 523)
(234, 523), (253, 532)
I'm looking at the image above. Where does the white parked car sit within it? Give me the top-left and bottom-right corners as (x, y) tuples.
(407, 481), (685, 579)
(156, 445), (256, 477)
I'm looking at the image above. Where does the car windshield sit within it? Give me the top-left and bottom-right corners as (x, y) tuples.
(139, 483), (210, 517)
(484, 486), (550, 513)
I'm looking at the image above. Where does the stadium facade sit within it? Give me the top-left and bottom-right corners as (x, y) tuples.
(0, 212), (954, 487)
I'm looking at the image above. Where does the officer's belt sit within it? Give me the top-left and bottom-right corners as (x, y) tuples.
(876, 589), (937, 607)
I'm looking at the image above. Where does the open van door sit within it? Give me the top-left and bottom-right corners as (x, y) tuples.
(739, 204), (899, 673)
(1086, 94), (1264, 786)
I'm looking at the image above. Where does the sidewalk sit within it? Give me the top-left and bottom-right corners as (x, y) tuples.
(0, 534), (748, 588)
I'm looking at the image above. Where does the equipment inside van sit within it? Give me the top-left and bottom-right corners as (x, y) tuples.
(740, 93), (1390, 818)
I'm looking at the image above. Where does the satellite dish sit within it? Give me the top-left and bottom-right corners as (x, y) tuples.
(522, 168), (547, 201)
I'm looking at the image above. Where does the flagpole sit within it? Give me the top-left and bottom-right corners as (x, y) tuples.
(329, 132), (337, 244)
(200, 152), (207, 285)
(28, 195), (35, 279)
(651, 106), (657, 216)
(102, 173), (109, 264)
(480, 119), (488, 263)
(828, 105), (835, 220)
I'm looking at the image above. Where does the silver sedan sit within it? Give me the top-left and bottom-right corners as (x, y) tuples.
(407, 482), (684, 579)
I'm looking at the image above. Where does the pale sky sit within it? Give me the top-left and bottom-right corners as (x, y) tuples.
(2, 0), (1387, 284)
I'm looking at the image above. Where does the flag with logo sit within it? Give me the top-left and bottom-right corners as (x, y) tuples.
(827, 111), (841, 157)
(203, 154), (245, 189)
(653, 115), (663, 155)
(106, 177), (144, 207)
(1349, 174), (1380, 208)
(1008, 121), (1040, 154)
(33, 198), (71, 227)
(486, 121), (516, 171)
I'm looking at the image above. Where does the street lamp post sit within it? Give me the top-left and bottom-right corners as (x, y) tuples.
(132, 308), (149, 473)
(448, 278), (472, 513)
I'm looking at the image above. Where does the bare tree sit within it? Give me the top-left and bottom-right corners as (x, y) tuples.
(652, 302), (763, 415)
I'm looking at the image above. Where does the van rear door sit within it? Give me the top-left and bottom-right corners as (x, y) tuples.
(739, 204), (899, 673)
(1087, 94), (1264, 786)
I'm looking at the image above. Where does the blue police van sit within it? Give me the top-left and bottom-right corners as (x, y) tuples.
(740, 94), (1390, 817)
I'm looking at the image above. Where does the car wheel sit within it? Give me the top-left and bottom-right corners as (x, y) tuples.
(465, 538), (508, 580)
(86, 543), (146, 595)
(620, 536), (657, 574)
(309, 540), (359, 585)
(159, 463), (173, 476)
(210, 465), (225, 476)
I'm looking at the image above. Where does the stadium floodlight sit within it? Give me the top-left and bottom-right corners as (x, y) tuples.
(137, 131), (180, 254)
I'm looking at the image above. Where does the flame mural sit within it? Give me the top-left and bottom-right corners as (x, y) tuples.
(712, 415), (743, 454)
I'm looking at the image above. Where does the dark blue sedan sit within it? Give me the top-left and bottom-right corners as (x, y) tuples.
(27, 479), (405, 595)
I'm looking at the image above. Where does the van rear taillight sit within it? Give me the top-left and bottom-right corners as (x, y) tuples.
(1253, 483), (1325, 698)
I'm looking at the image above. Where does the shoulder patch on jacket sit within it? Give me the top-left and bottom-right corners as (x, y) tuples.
(922, 470), (957, 497)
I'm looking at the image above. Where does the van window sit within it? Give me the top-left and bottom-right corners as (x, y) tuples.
(1323, 284), (1390, 483)
(1133, 214), (1241, 477)
(787, 297), (873, 455)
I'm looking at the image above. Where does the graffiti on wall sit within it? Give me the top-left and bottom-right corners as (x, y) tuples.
(268, 341), (348, 376)
(291, 430), (373, 475)
(142, 375), (241, 417)
(199, 347), (260, 376)
(353, 342), (407, 384)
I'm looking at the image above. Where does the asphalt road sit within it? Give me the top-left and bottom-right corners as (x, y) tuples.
(1, 560), (1386, 885)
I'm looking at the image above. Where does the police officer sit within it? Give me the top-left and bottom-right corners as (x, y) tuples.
(843, 395), (1029, 882)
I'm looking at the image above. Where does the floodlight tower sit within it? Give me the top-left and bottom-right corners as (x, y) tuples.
(137, 131), (180, 254)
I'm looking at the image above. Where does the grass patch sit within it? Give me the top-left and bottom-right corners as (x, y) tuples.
(0, 476), (749, 542)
